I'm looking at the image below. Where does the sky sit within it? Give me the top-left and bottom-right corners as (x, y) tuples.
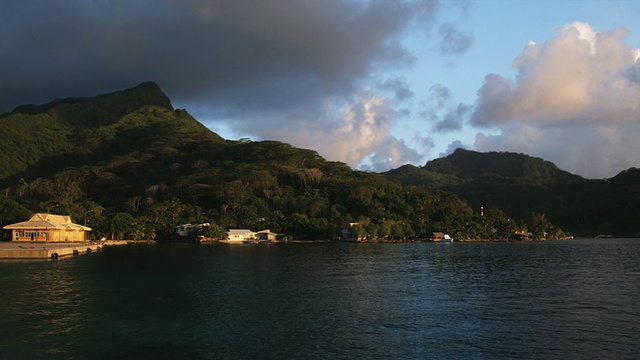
(1, 0), (638, 179)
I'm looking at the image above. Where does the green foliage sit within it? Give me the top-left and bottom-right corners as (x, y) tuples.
(0, 83), (592, 242)
(0, 196), (31, 240)
(199, 223), (226, 240)
(110, 212), (134, 240)
(385, 148), (640, 237)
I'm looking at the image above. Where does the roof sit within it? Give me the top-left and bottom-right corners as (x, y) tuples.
(228, 229), (254, 234)
(256, 229), (277, 235)
(2, 213), (91, 231)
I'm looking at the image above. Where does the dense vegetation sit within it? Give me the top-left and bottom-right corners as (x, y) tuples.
(384, 149), (640, 237)
(1, 82), (634, 241)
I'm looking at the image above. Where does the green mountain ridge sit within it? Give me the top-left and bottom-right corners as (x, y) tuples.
(383, 149), (639, 237)
(0, 82), (637, 240)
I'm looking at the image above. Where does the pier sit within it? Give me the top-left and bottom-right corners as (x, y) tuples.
(0, 241), (128, 259)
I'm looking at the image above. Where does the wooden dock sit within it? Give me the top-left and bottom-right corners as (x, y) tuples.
(0, 241), (127, 259)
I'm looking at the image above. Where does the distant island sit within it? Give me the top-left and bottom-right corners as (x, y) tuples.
(1, 82), (638, 242)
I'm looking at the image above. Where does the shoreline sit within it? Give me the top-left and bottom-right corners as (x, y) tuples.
(0, 240), (128, 259)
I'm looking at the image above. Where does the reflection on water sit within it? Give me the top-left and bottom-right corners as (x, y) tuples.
(1, 260), (90, 357)
(1, 239), (639, 359)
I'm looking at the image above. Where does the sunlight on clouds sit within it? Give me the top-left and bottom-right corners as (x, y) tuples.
(472, 22), (639, 127)
(261, 91), (423, 172)
(470, 22), (640, 178)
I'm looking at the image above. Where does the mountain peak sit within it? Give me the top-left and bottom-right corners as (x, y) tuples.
(125, 81), (173, 110)
(8, 81), (173, 120)
(424, 148), (584, 185)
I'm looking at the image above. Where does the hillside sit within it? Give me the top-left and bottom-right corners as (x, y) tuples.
(1, 82), (635, 240)
(385, 148), (585, 187)
(0, 82), (221, 181)
(384, 149), (640, 237)
(1, 82), (513, 242)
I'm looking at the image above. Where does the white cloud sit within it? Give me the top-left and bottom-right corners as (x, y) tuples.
(252, 91), (422, 171)
(469, 22), (640, 178)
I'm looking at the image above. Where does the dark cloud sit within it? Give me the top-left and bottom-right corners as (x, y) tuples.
(1, 0), (453, 171)
(378, 77), (415, 102)
(0, 0), (437, 113)
(437, 22), (473, 55)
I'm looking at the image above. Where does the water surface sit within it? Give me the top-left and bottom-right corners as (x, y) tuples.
(1, 238), (638, 359)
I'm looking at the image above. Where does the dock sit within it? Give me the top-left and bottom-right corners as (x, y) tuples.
(0, 241), (128, 259)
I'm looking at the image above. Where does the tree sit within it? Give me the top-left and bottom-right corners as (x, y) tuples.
(199, 223), (226, 240)
(532, 212), (549, 240)
(110, 212), (134, 240)
(0, 196), (31, 241)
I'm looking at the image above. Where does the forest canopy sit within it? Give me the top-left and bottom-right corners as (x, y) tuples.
(2, 82), (636, 241)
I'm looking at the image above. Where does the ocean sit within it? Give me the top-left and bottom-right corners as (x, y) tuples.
(1, 238), (639, 359)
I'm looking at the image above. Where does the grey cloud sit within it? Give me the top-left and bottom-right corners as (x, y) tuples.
(433, 103), (471, 132)
(1, 0), (453, 172)
(624, 59), (640, 83)
(428, 84), (452, 109)
(439, 140), (468, 158)
(0, 0), (438, 115)
(360, 136), (424, 172)
(420, 84), (470, 132)
(437, 22), (473, 55)
(378, 77), (415, 102)
(468, 74), (515, 127)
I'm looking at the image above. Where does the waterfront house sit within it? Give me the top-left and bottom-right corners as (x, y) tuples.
(3, 213), (92, 242)
(256, 229), (278, 241)
(227, 229), (256, 242)
(340, 222), (365, 241)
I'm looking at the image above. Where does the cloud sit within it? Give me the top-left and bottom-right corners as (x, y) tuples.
(361, 137), (425, 172)
(0, 0), (438, 113)
(0, 0), (447, 172)
(468, 22), (640, 178)
(433, 103), (471, 132)
(421, 84), (470, 132)
(378, 77), (415, 103)
(246, 90), (423, 172)
(439, 140), (469, 157)
(437, 22), (474, 55)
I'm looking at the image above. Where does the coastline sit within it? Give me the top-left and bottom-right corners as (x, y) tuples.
(0, 240), (128, 259)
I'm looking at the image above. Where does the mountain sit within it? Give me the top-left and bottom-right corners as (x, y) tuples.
(385, 148), (585, 187)
(1, 82), (636, 240)
(384, 149), (640, 237)
(0, 81), (212, 181)
(0, 82), (489, 241)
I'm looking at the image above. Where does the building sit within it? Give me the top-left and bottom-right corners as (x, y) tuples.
(340, 222), (363, 241)
(225, 229), (280, 243)
(255, 229), (278, 241)
(3, 213), (92, 242)
(226, 229), (256, 242)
